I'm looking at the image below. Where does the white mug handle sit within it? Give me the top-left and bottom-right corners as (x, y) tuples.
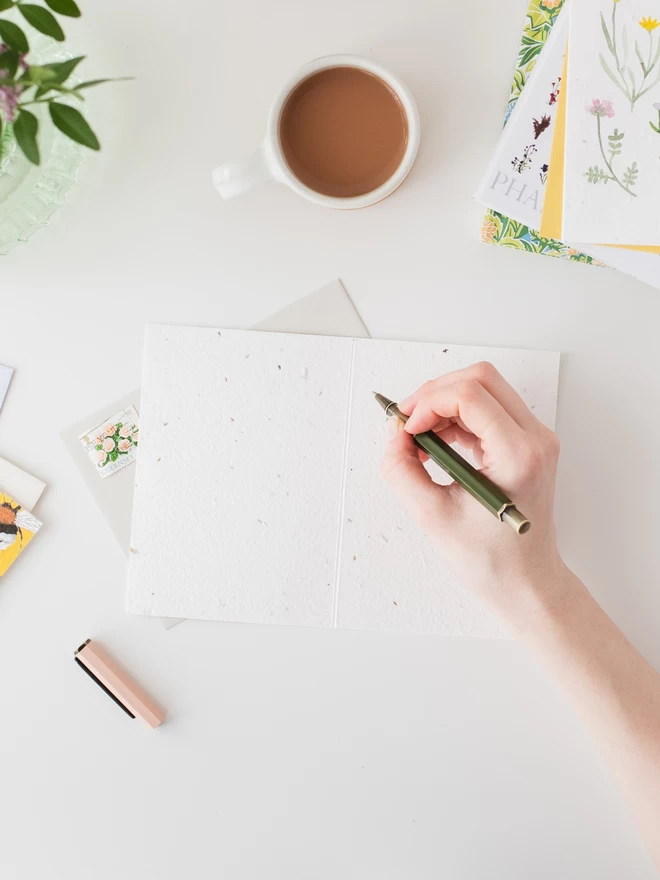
(212, 145), (275, 199)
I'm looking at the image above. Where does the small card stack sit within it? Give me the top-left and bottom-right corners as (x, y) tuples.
(476, 0), (660, 292)
(0, 365), (44, 579)
(0, 491), (41, 577)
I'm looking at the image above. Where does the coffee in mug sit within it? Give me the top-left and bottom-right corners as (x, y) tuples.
(279, 66), (409, 199)
(212, 55), (420, 210)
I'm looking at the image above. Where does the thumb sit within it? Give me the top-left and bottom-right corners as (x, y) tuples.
(380, 419), (456, 530)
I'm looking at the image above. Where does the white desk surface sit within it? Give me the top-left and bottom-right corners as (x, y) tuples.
(1, 0), (659, 877)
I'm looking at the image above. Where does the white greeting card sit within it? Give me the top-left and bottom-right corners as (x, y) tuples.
(126, 326), (559, 639)
(475, 7), (568, 230)
(564, 0), (660, 244)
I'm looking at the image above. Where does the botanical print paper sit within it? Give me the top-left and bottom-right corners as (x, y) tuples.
(0, 492), (41, 577)
(481, 0), (598, 266)
(475, 8), (569, 231)
(78, 405), (139, 480)
(127, 326), (560, 639)
(563, 0), (660, 244)
(0, 364), (13, 412)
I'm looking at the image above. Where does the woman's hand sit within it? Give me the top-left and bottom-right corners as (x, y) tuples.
(380, 361), (570, 627)
(381, 361), (660, 867)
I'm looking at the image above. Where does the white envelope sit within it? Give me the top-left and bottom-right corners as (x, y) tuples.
(0, 364), (13, 412)
(0, 456), (46, 512)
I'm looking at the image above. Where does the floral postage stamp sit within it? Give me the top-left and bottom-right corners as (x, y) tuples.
(78, 405), (140, 480)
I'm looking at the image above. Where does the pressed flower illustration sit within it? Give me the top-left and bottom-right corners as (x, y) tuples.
(584, 100), (638, 195)
(548, 77), (562, 105)
(600, 2), (660, 110)
(650, 100), (660, 131)
(533, 114), (552, 137)
(540, 163), (549, 183)
(511, 143), (537, 172)
(590, 98), (615, 117)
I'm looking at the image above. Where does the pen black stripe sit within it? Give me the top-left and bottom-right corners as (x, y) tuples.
(75, 657), (136, 719)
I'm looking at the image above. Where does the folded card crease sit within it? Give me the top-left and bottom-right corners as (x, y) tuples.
(331, 337), (357, 627)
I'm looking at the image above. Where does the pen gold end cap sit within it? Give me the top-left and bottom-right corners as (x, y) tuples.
(502, 507), (531, 535)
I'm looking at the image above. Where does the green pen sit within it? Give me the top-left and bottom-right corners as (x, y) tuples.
(374, 393), (530, 535)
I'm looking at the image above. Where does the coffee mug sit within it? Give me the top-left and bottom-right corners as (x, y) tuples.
(212, 54), (420, 210)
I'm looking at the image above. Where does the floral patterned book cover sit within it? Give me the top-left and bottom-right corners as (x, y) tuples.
(481, 0), (598, 264)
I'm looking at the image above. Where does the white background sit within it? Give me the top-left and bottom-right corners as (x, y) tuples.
(1, 0), (659, 877)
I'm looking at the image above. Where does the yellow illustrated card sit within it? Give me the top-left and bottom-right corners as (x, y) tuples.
(0, 492), (42, 577)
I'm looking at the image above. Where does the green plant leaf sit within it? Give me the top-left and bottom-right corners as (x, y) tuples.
(19, 4), (65, 40)
(599, 53), (628, 98)
(635, 67), (660, 102)
(22, 64), (58, 85)
(585, 165), (611, 184)
(13, 109), (40, 165)
(0, 19), (29, 53)
(44, 0), (81, 16)
(634, 40), (647, 75)
(600, 12), (614, 56)
(73, 78), (114, 90)
(36, 82), (87, 99)
(49, 102), (100, 150)
(0, 48), (19, 78)
(622, 161), (639, 189)
(42, 55), (85, 83)
(0, 0), (14, 11)
(34, 84), (56, 98)
(653, 32), (660, 67)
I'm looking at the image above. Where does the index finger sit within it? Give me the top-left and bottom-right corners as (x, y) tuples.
(404, 379), (528, 477)
(400, 361), (541, 432)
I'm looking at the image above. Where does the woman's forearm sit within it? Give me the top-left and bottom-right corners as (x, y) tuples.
(507, 569), (660, 869)
(382, 365), (660, 867)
